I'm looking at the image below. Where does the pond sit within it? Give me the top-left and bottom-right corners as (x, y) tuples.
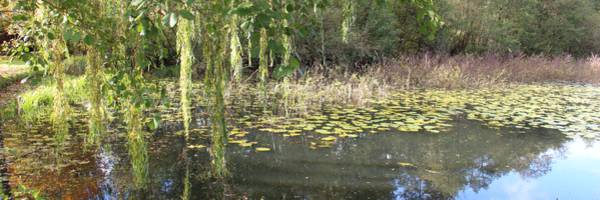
(1, 84), (600, 199)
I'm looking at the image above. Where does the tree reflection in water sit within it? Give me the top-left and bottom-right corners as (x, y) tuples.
(0, 116), (572, 199)
(225, 119), (567, 199)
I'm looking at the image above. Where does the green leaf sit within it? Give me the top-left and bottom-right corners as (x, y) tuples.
(83, 35), (94, 45)
(273, 57), (300, 79)
(63, 29), (80, 42)
(72, 31), (81, 41)
(179, 10), (194, 20)
(136, 23), (145, 35)
(149, 114), (161, 130)
(230, 2), (254, 16)
(11, 14), (28, 21)
(161, 14), (170, 26)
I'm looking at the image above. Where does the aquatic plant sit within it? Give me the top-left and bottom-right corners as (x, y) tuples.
(221, 83), (600, 150)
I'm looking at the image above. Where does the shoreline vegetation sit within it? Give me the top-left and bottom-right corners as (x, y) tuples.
(2, 54), (599, 122)
(228, 54), (600, 106)
(0, 58), (29, 90)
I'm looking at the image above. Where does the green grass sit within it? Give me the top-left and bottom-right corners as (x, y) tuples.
(18, 76), (88, 122)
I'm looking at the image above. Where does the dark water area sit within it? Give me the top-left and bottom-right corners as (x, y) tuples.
(1, 116), (599, 199)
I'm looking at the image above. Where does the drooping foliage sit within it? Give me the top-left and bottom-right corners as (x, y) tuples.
(229, 1), (243, 82)
(5, 0), (443, 180)
(85, 48), (104, 146)
(177, 10), (195, 136)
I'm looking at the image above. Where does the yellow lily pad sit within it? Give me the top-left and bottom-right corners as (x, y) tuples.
(256, 147), (272, 152)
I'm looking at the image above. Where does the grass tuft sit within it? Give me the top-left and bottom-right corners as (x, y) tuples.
(18, 76), (87, 122)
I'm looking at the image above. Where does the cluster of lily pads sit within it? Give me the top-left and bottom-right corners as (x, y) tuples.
(464, 85), (600, 139)
(165, 83), (600, 151)
(253, 84), (600, 147)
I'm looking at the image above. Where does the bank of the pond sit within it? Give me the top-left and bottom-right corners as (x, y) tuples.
(4, 55), (600, 130)
(0, 60), (28, 90)
(5, 54), (600, 108)
(0, 60), (31, 120)
(225, 55), (600, 108)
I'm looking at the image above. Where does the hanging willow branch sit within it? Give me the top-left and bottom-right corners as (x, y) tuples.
(177, 15), (195, 136)
(85, 48), (105, 146)
(229, 2), (243, 83)
(200, 0), (230, 177)
(258, 27), (269, 86)
(50, 30), (70, 143)
(281, 0), (293, 67)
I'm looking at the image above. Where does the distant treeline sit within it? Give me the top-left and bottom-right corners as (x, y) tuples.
(3, 0), (600, 68)
(307, 0), (600, 65)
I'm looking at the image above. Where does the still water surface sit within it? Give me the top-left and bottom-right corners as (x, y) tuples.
(1, 116), (599, 199)
(3, 84), (600, 199)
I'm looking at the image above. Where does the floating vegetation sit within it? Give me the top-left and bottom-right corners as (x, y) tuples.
(188, 144), (206, 149)
(255, 147), (271, 152)
(42, 81), (594, 153)
(462, 85), (600, 139)
(8, 82), (600, 154)
(217, 84), (600, 150)
(398, 162), (417, 168)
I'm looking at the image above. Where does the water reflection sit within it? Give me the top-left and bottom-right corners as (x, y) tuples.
(225, 119), (568, 199)
(2, 115), (600, 199)
(181, 147), (191, 200)
(85, 49), (105, 148)
(0, 126), (11, 198)
(126, 104), (149, 190)
(1, 124), (104, 199)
